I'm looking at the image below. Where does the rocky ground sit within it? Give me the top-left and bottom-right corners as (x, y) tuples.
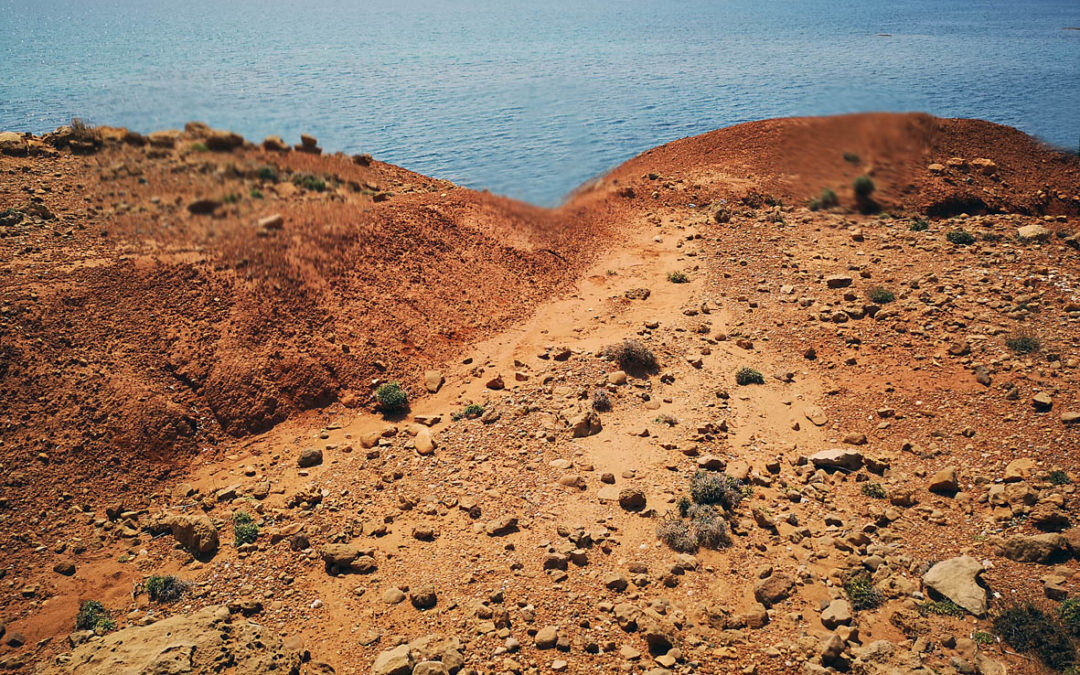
(0, 114), (1079, 674)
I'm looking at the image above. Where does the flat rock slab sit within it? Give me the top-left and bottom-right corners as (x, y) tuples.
(922, 555), (987, 616)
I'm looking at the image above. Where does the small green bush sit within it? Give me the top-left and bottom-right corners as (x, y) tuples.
(946, 229), (976, 246)
(451, 401), (486, 419)
(845, 573), (884, 611)
(861, 482), (887, 499)
(909, 217), (930, 232)
(667, 271), (689, 284)
(375, 382), (408, 412)
(190, 142), (209, 152)
(145, 575), (188, 603)
(690, 471), (744, 511)
(656, 514), (698, 553)
(233, 511), (259, 546)
(293, 173), (327, 192)
(1060, 598), (1080, 637)
(1049, 470), (1072, 486)
(819, 188), (838, 209)
(1005, 333), (1040, 355)
(993, 603), (1076, 671)
(257, 166), (278, 182)
(735, 366), (764, 386)
(867, 287), (895, 304)
(676, 496), (692, 517)
(75, 600), (116, 632)
(222, 192), (241, 204)
(250, 188), (264, 199)
(0, 208), (23, 227)
(854, 175), (875, 200)
(603, 339), (658, 373)
(972, 631), (995, 645)
(592, 389), (612, 412)
(687, 504), (731, 549)
(918, 599), (966, 617)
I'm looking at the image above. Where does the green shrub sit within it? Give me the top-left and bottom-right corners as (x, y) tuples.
(452, 402), (485, 421)
(918, 599), (966, 617)
(861, 482), (887, 499)
(946, 229), (976, 245)
(909, 217), (930, 232)
(845, 573), (884, 611)
(603, 339), (658, 373)
(690, 471), (744, 511)
(1005, 333), (1040, 355)
(190, 142), (209, 152)
(375, 382), (408, 412)
(972, 631), (995, 645)
(867, 287), (895, 304)
(233, 511), (259, 546)
(843, 152), (860, 164)
(145, 575), (188, 603)
(656, 514), (698, 553)
(1049, 470), (1073, 486)
(676, 496), (692, 517)
(735, 366), (764, 386)
(808, 198), (822, 211)
(250, 188), (263, 199)
(293, 173), (327, 192)
(687, 505), (731, 549)
(818, 188), (839, 209)
(257, 166), (279, 182)
(0, 208), (23, 227)
(222, 192), (241, 204)
(854, 176), (875, 200)
(1060, 598), (1080, 637)
(993, 603), (1076, 671)
(667, 271), (689, 284)
(591, 389), (612, 412)
(75, 600), (116, 632)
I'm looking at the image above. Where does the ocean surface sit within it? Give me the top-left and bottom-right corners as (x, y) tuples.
(2, 0), (1078, 206)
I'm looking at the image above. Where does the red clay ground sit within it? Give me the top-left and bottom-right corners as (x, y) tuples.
(0, 113), (1079, 675)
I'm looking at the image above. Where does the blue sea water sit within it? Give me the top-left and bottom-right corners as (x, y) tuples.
(1, 0), (1078, 205)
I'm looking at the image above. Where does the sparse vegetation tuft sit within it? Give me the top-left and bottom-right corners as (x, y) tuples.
(1005, 333), (1040, 355)
(972, 631), (995, 645)
(993, 603), (1076, 671)
(735, 366), (764, 386)
(293, 173), (327, 192)
(1049, 470), (1072, 486)
(946, 229), (976, 246)
(75, 600), (116, 632)
(690, 471), (744, 511)
(452, 403), (485, 421)
(603, 339), (658, 373)
(867, 286), (896, 304)
(667, 271), (689, 284)
(918, 599), (966, 617)
(843, 152), (860, 164)
(687, 504), (731, 549)
(375, 382), (408, 412)
(591, 389), (612, 412)
(845, 572), (884, 611)
(909, 217), (930, 231)
(657, 515), (698, 553)
(145, 575), (188, 603)
(861, 482), (887, 499)
(233, 511), (259, 545)
(190, 142), (209, 152)
(257, 166), (279, 182)
(1060, 598), (1080, 637)
(809, 187), (839, 212)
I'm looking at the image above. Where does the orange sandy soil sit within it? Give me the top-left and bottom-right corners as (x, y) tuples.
(0, 113), (1079, 674)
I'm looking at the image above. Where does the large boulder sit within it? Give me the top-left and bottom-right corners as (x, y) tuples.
(1001, 533), (1069, 563)
(321, 543), (377, 574)
(922, 555), (987, 616)
(809, 449), (864, 472)
(754, 572), (795, 607)
(36, 605), (300, 674)
(170, 514), (219, 555)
